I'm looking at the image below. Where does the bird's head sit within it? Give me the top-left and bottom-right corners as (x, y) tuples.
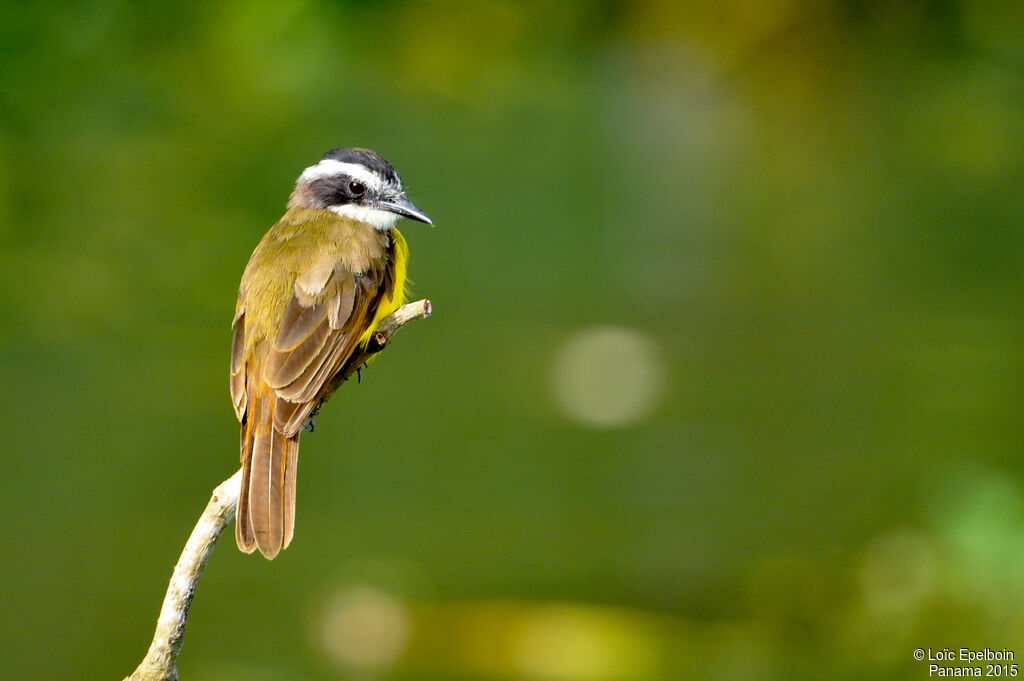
(289, 147), (433, 230)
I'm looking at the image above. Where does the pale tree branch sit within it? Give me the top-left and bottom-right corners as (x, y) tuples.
(126, 470), (241, 681)
(125, 299), (432, 681)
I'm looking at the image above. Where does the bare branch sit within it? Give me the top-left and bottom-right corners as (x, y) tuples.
(125, 299), (432, 681)
(125, 470), (240, 681)
(337, 298), (433, 383)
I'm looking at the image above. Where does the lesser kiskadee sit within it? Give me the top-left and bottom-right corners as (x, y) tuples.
(230, 147), (432, 559)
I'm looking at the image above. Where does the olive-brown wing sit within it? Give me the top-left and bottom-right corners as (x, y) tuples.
(229, 307), (247, 423)
(263, 266), (386, 438)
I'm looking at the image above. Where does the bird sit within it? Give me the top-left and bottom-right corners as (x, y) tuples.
(230, 147), (432, 559)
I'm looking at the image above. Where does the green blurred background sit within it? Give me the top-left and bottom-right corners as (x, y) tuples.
(2, 1), (1023, 679)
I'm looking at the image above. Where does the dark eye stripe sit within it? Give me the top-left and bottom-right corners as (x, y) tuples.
(309, 174), (375, 208)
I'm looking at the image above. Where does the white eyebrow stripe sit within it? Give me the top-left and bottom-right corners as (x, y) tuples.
(299, 159), (382, 190)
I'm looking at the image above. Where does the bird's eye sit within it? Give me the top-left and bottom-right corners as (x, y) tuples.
(348, 181), (366, 196)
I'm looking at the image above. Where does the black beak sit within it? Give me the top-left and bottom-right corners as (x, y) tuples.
(379, 193), (433, 226)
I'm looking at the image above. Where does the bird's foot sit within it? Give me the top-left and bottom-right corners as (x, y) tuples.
(304, 405), (321, 433)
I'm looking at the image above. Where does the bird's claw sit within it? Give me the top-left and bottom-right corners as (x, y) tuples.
(303, 405), (321, 433)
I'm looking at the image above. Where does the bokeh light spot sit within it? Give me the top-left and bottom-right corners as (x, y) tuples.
(858, 528), (938, 614)
(550, 326), (666, 428)
(510, 604), (660, 681)
(317, 586), (409, 671)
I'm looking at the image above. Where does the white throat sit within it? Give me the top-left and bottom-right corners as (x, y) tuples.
(328, 203), (400, 230)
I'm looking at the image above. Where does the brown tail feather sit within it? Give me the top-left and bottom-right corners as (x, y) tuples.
(236, 390), (300, 559)
(236, 405), (258, 554)
(283, 439), (298, 548)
